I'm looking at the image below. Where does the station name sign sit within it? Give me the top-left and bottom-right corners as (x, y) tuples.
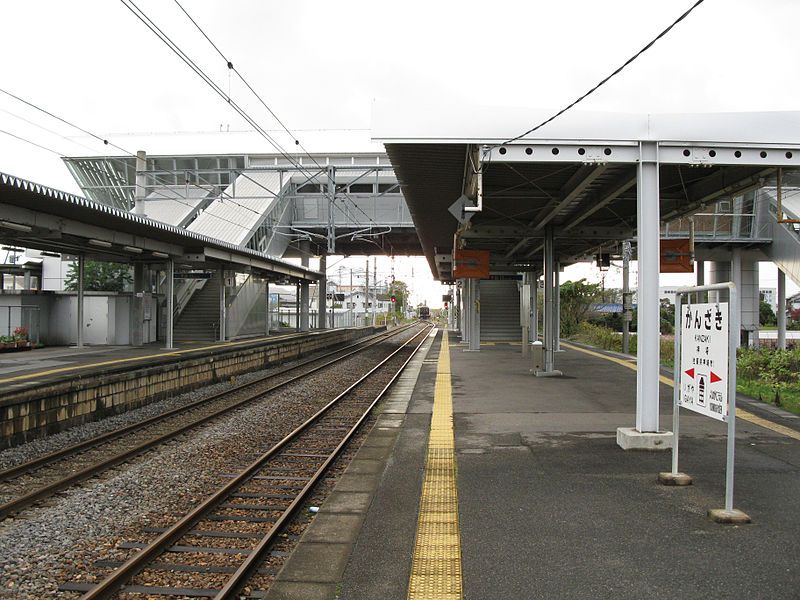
(679, 302), (729, 422)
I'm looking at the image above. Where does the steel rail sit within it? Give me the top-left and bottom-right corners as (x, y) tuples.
(0, 325), (415, 520)
(79, 323), (432, 599)
(0, 326), (409, 483)
(216, 324), (433, 599)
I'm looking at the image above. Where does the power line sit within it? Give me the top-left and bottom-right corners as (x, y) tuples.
(0, 128), (64, 156)
(163, 0), (393, 242)
(499, 0), (708, 146)
(1, 85), (277, 215)
(119, 0), (300, 168)
(172, 0), (299, 147)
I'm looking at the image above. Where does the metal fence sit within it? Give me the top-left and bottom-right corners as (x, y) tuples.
(0, 306), (41, 343)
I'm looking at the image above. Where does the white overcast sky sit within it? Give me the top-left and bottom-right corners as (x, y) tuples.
(1, 0), (799, 303)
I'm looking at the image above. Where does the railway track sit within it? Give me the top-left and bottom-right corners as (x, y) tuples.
(60, 322), (432, 599)
(0, 324), (418, 521)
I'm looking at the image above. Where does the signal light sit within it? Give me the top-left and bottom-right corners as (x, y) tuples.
(391, 295), (397, 303)
(444, 302), (449, 309)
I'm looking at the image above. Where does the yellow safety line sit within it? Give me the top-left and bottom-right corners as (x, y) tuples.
(560, 341), (800, 442)
(0, 332), (302, 385)
(408, 330), (463, 600)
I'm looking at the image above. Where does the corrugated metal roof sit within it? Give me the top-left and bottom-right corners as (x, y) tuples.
(0, 172), (319, 281)
(145, 186), (210, 227)
(188, 172), (285, 245)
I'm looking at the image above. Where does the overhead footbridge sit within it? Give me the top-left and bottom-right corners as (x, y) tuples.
(372, 101), (800, 446)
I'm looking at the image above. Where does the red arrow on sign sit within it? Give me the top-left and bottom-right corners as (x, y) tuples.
(710, 371), (722, 384)
(684, 367), (695, 379)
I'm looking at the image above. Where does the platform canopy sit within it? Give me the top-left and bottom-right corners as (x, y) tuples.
(0, 172), (320, 283)
(372, 101), (800, 280)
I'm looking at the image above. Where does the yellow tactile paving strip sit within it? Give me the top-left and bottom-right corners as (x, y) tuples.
(408, 330), (463, 600)
(561, 341), (800, 442)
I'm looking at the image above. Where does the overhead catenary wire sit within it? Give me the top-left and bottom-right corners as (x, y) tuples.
(163, 0), (395, 243)
(0, 93), (292, 240)
(0, 128), (64, 156)
(498, 0), (708, 146)
(0, 84), (278, 217)
(120, 0), (388, 242)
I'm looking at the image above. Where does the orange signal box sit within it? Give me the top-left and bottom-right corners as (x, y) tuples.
(660, 239), (693, 273)
(453, 249), (490, 279)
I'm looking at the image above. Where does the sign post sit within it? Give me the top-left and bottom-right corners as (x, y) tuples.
(659, 282), (750, 524)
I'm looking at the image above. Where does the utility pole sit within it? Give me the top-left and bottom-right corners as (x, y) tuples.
(350, 269), (354, 327)
(372, 256), (377, 326)
(365, 257), (370, 326)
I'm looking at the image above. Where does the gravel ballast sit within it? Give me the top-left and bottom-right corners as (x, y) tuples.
(0, 328), (423, 598)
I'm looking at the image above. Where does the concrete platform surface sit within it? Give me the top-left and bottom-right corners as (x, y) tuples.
(330, 331), (800, 600)
(0, 329), (344, 392)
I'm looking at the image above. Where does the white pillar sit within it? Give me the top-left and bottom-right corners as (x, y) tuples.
(371, 256), (377, 326)
(456, 279), (466, 341)
(622, 245), (631, 355)
(300, 282), (310, 331)
(300, 243), (310, 332)
(778, 268), (786, 350)
(134, 150), (147, 216)
(731, 248), (743, 348)
(468, 278), (480, 351)
(462, 279), (471, 344)
(76, 255), (85, 348)
(265, 280), (270, 335)
(543, 226), (555, 371)
(295, 283), (301, 332)
(448, 286), (454, 330)
(521, 274), (530, 356)
(318, 254), (327, 329)
(165, 259), (175, 349)
(554, 260), (561, 351)
(218, 266), (226, 342)
(635, 141), (660, 434)
(531, 273), (538, 341)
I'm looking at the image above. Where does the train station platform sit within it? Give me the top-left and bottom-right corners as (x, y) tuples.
(0, 327), (379, 448)
(268, 329), (800, 600)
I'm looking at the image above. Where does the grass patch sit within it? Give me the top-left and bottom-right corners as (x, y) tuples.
(738, 379), (800, 414)
(571, 322), (675, 366)
(570, 323), (800, 416)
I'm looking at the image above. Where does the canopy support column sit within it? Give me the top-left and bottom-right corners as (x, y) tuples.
(218, 265), (226, 342)
(265, 280), (270, 336)
(318, 254), (327, 329)
(618, 141), (672, 449)
(164, 259), (175, 349)
(537, 226), (561, 376)
(554, 260), (561, 352)
(462, 279), (470, 345)
(778, 268), (786, 350)
(295, 283), (301, 332)
(467, 278), (480, 351)
(76, 255), (85, 348)
(531, 273), (538, 342)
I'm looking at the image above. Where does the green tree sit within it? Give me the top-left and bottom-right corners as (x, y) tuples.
(559, 278), (603, 336)
(660, 298), (675, 334)
(760, 300), (777, 326)
(64, 261), (133, 292)
(388, 280), (409, 314)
